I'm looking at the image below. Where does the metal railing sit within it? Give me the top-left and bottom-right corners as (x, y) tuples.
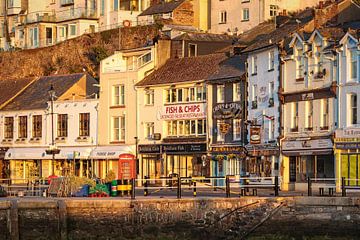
(0, 178), (49, 197)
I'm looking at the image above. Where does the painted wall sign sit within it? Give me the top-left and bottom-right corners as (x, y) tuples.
(159, 103), (206, 120)
(213, 102), (241, 119)
(335, 128), (360, 139)
(282, 139), (333, 150)
(250, 126), (261, 144)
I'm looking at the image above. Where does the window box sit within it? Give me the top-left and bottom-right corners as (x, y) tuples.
(1, 139), (12, 143)
(290, 127), (298, 132)
(268, 97), (274, 107)
(251, 100), (257, 109)
(76, 136), (89, 142)
(55, 137), (67, 142)
(320, 126), (329, 131)
(304, 127), (313, 132)
(15, 138), (27, 143)
(29, 137), (41, 142)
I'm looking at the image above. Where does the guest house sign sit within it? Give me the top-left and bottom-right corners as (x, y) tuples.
(213, 102), (241, 119)
(159, 103), (206, 120)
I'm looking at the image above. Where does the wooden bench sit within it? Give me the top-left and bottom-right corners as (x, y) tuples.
(319, 187), (335, 196)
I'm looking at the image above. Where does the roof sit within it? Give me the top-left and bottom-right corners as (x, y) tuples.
(0, 77), (35, 108)
(136, 53), (228, 87)
(207, 55), (246, 81)
(172, 32), (234, 42)
(2, 73), (97, 111)
(242, 8), (315, 53)
(139, 0), (185, 16)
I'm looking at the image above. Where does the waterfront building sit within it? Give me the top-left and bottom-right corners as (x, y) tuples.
(280, 29), (338, 191)
(136, 53), (229, 180)
(334, 30), (360, 188)
(0, 73), (98, 180)
(96, 46), (156, 179)
(206, 54), (247, 179)
(210, 0), (320, 35)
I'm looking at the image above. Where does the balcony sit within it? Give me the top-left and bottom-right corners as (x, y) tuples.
(56, 7), (97, 22)
(25, 12), (56, 24)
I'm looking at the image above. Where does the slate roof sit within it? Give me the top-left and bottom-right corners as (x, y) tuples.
(207, 55), (246, 81)
(2, 73), (98, 111)
(172, 32), (234, 42)
(0, 77), (35, 108)
(139, 0), (185, 16)
(136, 53), (228, 87)
(242, 8), (315, 53)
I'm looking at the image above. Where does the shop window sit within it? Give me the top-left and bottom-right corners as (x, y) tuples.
(112, 85), (125, 106)
(32, 115), (42, 138)
(112, 116), (125, 141)
(4, 117), (14, 139)
(57, 114), (68, 137)
(79, 113), (90, 137)
(233, 82), (241, 102)
(217, 84), (225, 103)
(18, 116), (28, 138)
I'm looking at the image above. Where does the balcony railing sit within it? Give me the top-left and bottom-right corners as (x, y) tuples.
(25, 8), (97, 24)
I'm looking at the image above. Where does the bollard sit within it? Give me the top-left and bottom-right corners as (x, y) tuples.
(131, 178), (136, 199)
(111, 180), (117, 197)
(342, 177), (346, 197)
(144, 176), (149, 196)
(225, 176), (230, 198)
(307, 177), (312, 196)
(193, 181), (197, 197)
(177, 177), (181, 199)
(274, 176), (279, 197)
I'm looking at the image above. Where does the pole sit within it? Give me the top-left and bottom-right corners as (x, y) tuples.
(177, 177), (181, 199)
(307, 177), (312, 196)
(225, 175), (230, 198)
(342, 177), (346, 197)
(51, 97), (55, 175)
(274, 176), (279, 196)
(131, 178), (136, 199)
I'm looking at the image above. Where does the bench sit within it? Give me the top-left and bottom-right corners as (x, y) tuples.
(319, 187), (335, 196)
(240, 187), (257, 196)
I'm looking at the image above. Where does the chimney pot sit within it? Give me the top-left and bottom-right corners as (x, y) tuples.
(319, 1), (324, 9)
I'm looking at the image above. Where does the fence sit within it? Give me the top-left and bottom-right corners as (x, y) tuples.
(0, 178), (49, 197)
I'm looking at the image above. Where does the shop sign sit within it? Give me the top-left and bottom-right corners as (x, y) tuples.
(159, 103), (206, 120)
(250, 126), (261, 144)
(95, 151), (117, 157)
(213, 102), (241, 119)
(138, 145), (161, 154)
(301, 93), (314, 101)
(282, 139), (333, 150)
(335, 142), (359, 150)
(335, 128), (360, 139)
(281, 86), (335, 103)
(162, 143), (206, 153)
(211, 146), (245, 153)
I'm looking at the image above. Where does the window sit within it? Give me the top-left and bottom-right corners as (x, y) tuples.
(145, 122), (154, 139)
(242, 8), (249, 21)
(189, 44), (197, 57)
(270, 5), (277, 17)
(113, 85), (125, 106)
(61, 0), (74, 5)
(58, 26), (65, 38)
(321, 99), (329, 129)
(145, 89), (154, 105)
(57, 114), (68, 137)
(350, 50), (357, 80)
(269, 82), (274, 106)
(165, 86), (206, 103)
(113, 0), (119, 10)
(295, 47), (304, 79)
(219, 11), (227, 24)
(138, 52), (152, 67)
(4, 117), (14, 139)
(32, 115), (42, 138)
(30, 27), (38, 47)
(268, 50), (275, 70)
(112, 116), (125, 141)
(69, 25), (76, 36)
(177, 89), (183, 102)
(217, 84), (225, 103)
(251, 56), (257, 74)
(166, 119), (206, 137)
(306, 101), (313, 130)
(252, 84), (257, 109)
(18, 116), (27, 138)
(314, 43), (322, 74)
(233, 83), (241, 101)
(101, 0), (105, 15)
(217, 120), (225, 142)
(350, 94), (357, 125)
(291, 102), (299, 132)
(79, 113), (90, 137)
(233, 119), (241, 141)
(268, 118), (275, 140)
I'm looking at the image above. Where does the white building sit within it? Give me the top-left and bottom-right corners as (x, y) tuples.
(334, 30), (360, 188)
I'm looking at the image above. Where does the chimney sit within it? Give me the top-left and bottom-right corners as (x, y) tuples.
(319, 1), (324, 9)
(282, 9), (287, 16)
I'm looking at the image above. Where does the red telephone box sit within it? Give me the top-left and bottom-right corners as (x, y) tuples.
(118, 153), (136, 179)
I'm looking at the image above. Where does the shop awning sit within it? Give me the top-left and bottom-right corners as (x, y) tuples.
(90, 146), (134, 159)
(56, 147), (94, 160)
(4, 147), (48, 160)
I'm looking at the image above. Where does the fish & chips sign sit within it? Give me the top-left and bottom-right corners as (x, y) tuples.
(159, 103), (206, 120)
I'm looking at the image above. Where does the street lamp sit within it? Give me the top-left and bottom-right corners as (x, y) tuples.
(45, 84), (60, 176)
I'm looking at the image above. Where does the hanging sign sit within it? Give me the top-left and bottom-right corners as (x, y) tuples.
(213, 102), (241, 119)
(250, 126), (261, 144)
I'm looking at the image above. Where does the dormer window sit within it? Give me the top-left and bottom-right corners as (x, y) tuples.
(295, 46), (304, 80)
(350, 49), (357, 80)
(313, 42), (322, 74)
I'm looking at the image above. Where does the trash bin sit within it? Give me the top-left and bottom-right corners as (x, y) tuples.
(111, 180), (117, 197)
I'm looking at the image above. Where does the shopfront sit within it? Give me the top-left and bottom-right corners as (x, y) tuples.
(138, 144), (162, 180)
(282, 138), (334, 191)
(90, 145), (134, 179)
(210, 145), (246, 177)
(0, 147), (9, 179)
(245, 144), (279, 178)
(335, 128), (360, 188)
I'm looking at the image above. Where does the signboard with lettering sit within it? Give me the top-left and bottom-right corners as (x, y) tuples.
(282, 138), (333, 156)
(162, 143), (207, 154)
(213, 102), (241, 119)
(250, 126), (261, 144)
(138, 145), (161, 154)
(335, 127), (360, 139)
(159, 103), (206, 120)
